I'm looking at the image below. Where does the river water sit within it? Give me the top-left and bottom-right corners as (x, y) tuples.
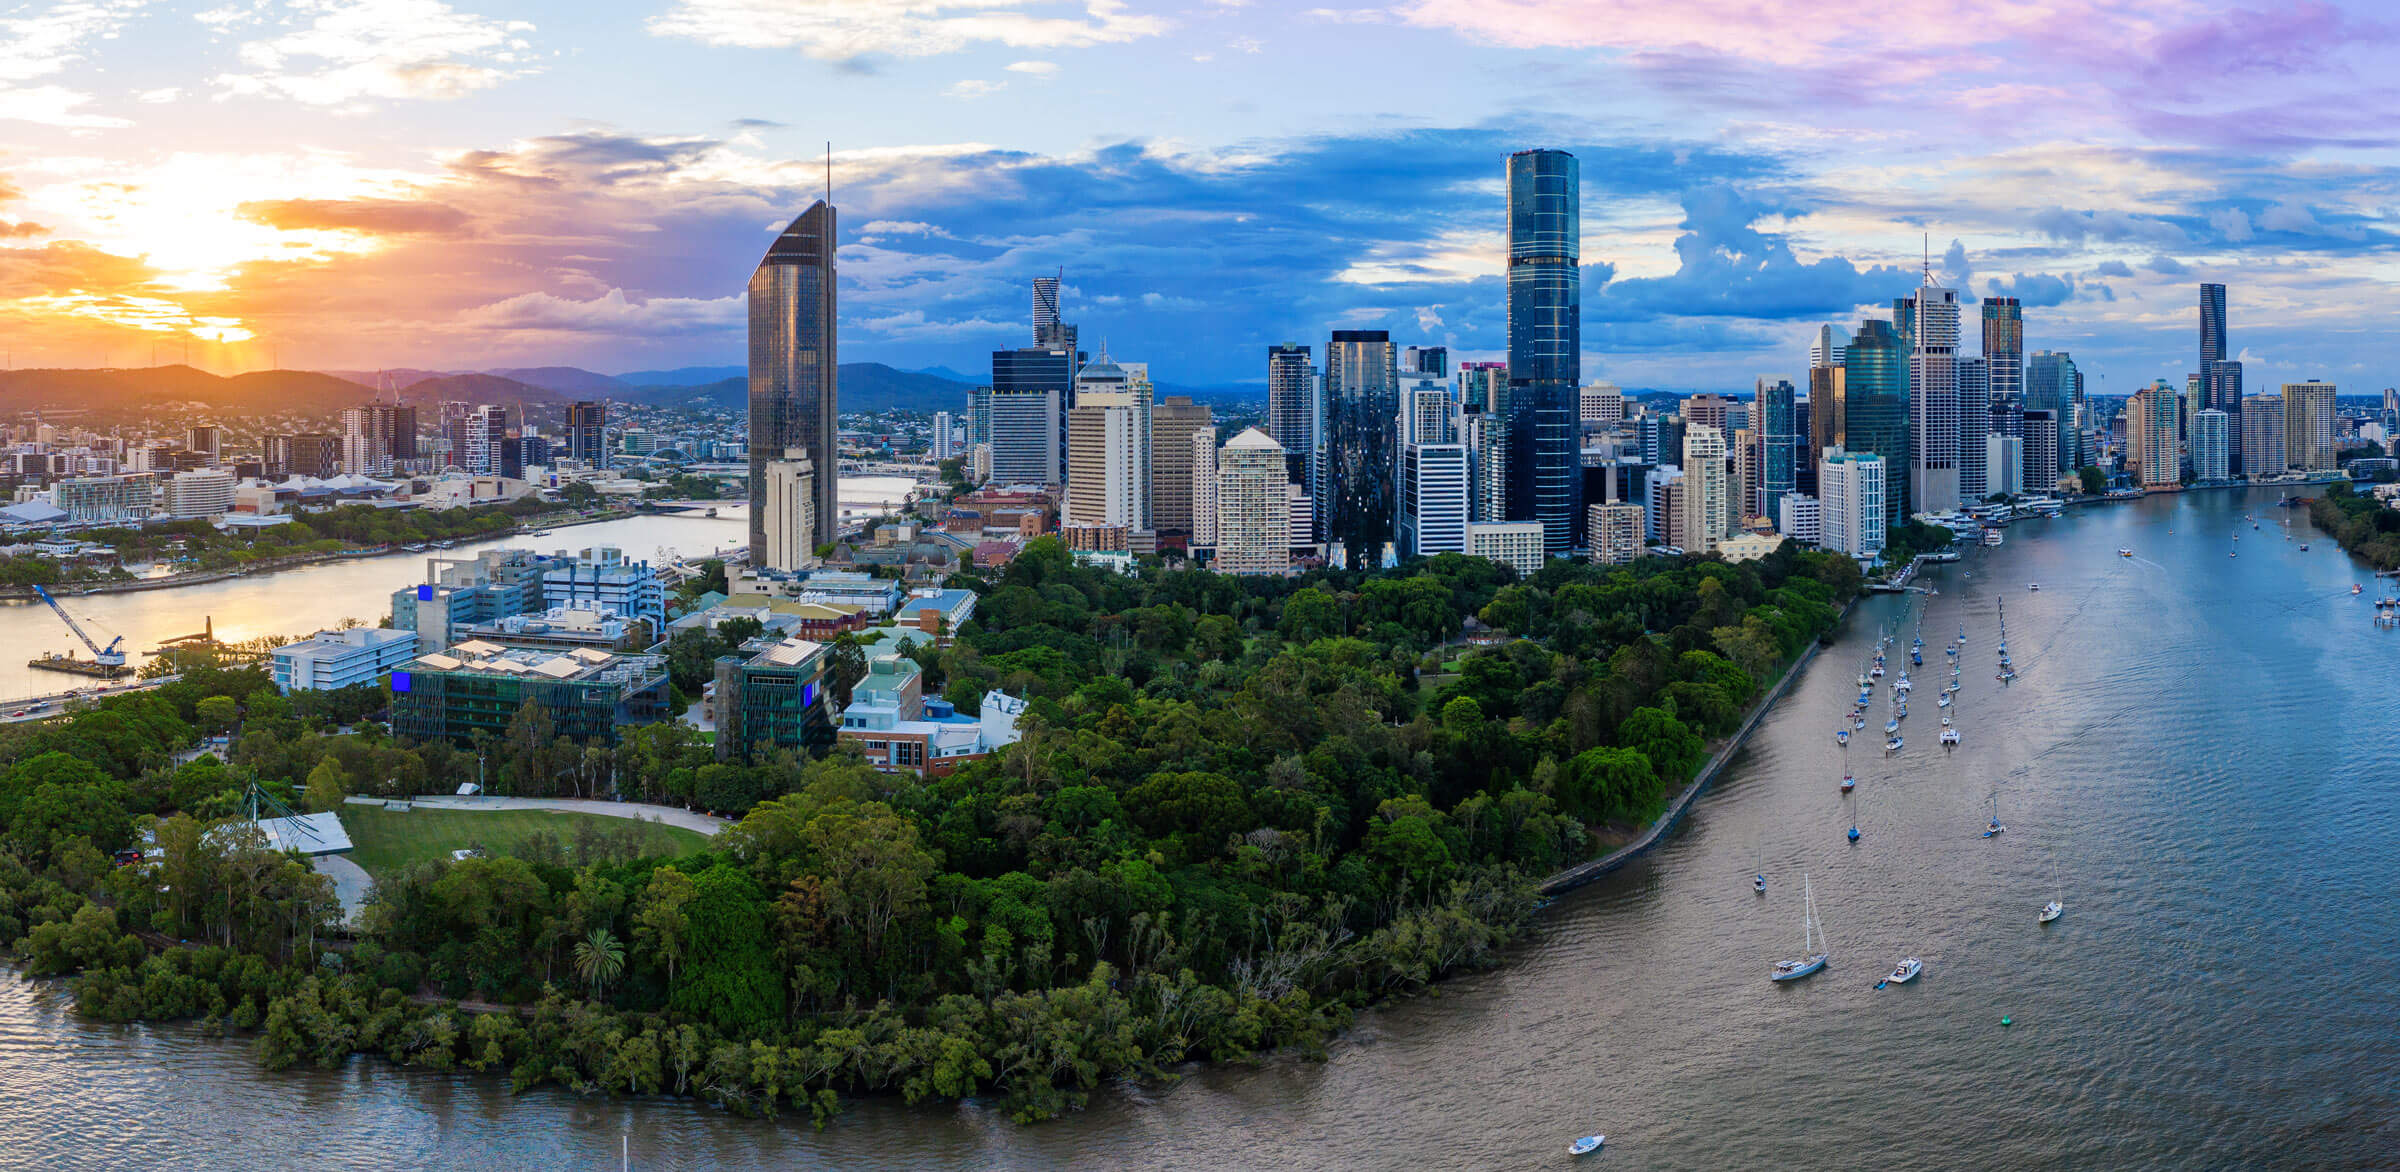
(2, 487), (2394, 1169)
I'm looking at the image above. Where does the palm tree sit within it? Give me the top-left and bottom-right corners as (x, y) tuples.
(572, 928), (626, 1002)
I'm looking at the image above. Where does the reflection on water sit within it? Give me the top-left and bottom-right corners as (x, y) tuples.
(0, 489), (2394, 1169)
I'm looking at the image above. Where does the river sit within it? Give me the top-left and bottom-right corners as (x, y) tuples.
(1, 486), (2393, 1168)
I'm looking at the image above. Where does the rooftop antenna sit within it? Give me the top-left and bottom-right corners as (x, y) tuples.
(1922, 232), (1932, 284)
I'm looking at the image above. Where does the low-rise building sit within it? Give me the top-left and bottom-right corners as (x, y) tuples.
(270, 627), (419, 692)
(835, 652), (1025, 775)
(1586, 502), (1648, 566)
(711, 635), (832, 762)
(1466, 521), (1547, 578)
(458, 601), (656, 654)
(892, 589), (977, 647)
(389, 642), (670, 746)
(1717, 532), (1787, 563)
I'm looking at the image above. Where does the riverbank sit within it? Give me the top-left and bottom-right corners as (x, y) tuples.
(1540, 599), (1853, 895)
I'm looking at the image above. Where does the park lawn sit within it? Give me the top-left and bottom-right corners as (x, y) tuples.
(339, 805), (711, 880)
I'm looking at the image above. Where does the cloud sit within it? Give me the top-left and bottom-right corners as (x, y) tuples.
(2145, 254), (2188, 275)
(2093, 259), (2134, 278)
(236, 197), (472, 234)
(2210, 207), (2253, 241)
(1591, 184), (1915, 322)
(1983, 272), (2075, 308)
(646, 0), (1168, 60)
(1415, 304), (1444, 332)
(135, 87), (182, 103)
(2258, 202), (2321, 233)
(1940, 238), (1971, 286)
(945, 79), (1005, 100)
(0, 84), (130, 128)
(0, 0), (151, 126)
(1005, 60), (1058, 75)
(458, 288), (742, 336)
(213, 0), (538, 107)
(2028, 206), (2189, 246)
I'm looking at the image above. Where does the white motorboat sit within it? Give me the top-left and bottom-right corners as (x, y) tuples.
(1771, 875), (1830, 982)
(1835, 729), (1850, 746)
(1882, 957), (1922, 986)
(2039, 900), (2064, 923)
(1885, 736), (1903, 752)
(1886, 718), (1900, 734)
(1937, 695), (1952, 708)
(1570, 1135), (1605, 1156)
(1940, 727), (1960, 747)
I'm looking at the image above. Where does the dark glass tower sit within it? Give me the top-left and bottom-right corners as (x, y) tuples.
(1759, 377), (1796, 525)
(1267, 343), (1315, 488)
(748, 201), (838, 563)
(2199, 283), (2227, 365)
(1324, 329), (1397, 568)
(2198, 283), (2243, 472)
(1843, 318), (1911, 526)
(1505, 148), (1582, 555)
(566, 400), (607, 467)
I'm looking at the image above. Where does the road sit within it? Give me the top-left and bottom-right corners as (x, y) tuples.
(0, 674), (179, 722)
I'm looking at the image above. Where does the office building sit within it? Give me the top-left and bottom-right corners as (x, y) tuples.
(1215, 428), (1290, 576)
(565, 400), (608, 467)
(1681, 394), (1734, 435)
(340, 404), (408, 476)
(1637, 413), (1685, 469)
(1467, 521), (1547, 578)
(1587, 502), (1647, 565)
(2283, 382), (2337, 472)
(711, 635), (831, 763)
(1777, 493), (1821, 544)
(1066, 384), (1147, 530)
(270, 627), (419, 693)
(1464, 411), (1507, 524)
(2019, 410), (2057, 493)
(1402, 371), (1455, 447)
(1757, 377), (1796, 524)
(1031, 274), (1075, 351)
(1505, 148), (1583, 556)
(390, 644), (670, 747)
(1150, 397), (1210, 540)
(748, 200), (840, 565)
(1399, 443), (1470, 556)
(2026, 351), (2080, 477)
(1323, 329), (1399, 567)
(1984, 433), (2024, 497)
(1266, 343), (1317, 489)
(1819, 451), (1886, 558)
(540, 546), (666, 631)
(1190, 428), (1217, 550)
(967, 385), (993, 449)
(1580, 383), (1624, 427)
(1957, 356), (1991, 501)
(1807, 323), (1849, 493)
(1842, 319), (1911, 525)
(760, 448), (819, 572)
(2193, 408), (2231, 481)
(2131, 382), (2181, 487)
(1459, 361), (1507, 416)
(1898, 271), (1961, 514)
(987, 382), (1062, 485)
(266, 433), (340, 479)
(1680, 424), (1728, 554)
(2244, 395), (2284, 477)
(1981, 296), (2022, 408)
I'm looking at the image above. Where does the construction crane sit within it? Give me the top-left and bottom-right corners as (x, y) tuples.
(31, 585), (126, 669)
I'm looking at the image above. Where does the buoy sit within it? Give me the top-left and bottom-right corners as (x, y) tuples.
(2000, 1016), (2013, 1027)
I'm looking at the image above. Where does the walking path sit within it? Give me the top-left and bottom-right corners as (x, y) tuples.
(345, 795), (731, 837)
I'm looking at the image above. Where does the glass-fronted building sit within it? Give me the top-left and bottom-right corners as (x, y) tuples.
(390, 643), (670, 747)
(1505, 148), (1583, 556)
(749, 201), (839, 563)
(1843, 318), (1912, 525)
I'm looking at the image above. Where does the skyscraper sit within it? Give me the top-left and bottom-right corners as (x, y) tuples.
(1399, 442), (1469, 556)
(1807, 323), (1849, 491)
(2192, 409), (2230, 481)
(1215, 428), (1290, 576)
(1150, 397), (1211, 541)
(760, 449), (818, 572)
(2026, 350), (2080, 478)
(1266, 343), (1316, 489)
(1981, 297), (2023, 406)
(2199, 283), (2227, 365)
(1580, 383), (1625, 427)
(1069, 355), (1151, 531)
(1459, 361), (1507, 416)
(748, 201), (838, 565)
(2132, 382), (2181, 487)
(1505, 148), (1583, 555)
(2198, 284), (2244, 473)
(990, 345), (1077, 483)
(1323, 329), (1398, 568)
(2243, 394), (2283, 476)
(1190, 429), (1218, 550)
(566, 400), (607, 467)
(1898, 269), (1960, 513)
(1757, 377), (1796, 525)
(1957, 357), (1991, 501)
(1032, 274), (1075, 351)
(2283, 381), (2337, 472)
(1819, 451), (1886, 558)
(1843, 318), (1911, 526)
(2021, 410), (2057, 494)
(1680, 424), (1728, 554)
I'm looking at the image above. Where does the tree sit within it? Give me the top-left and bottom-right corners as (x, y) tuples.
(2077, 465), (2104, 494)
(195, 695), (239, 736)
(303, 755), (347, 813)
(632, 867), (698, 987)
(561, 481), (600, 508)
(572, 927), (627, 1001)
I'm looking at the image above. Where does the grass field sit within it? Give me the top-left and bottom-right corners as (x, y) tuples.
(339, 805), (711, 879)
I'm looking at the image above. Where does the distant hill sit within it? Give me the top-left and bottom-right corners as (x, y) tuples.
(0, 365), (374, 412)
(911, 365), (979, 384)
(485, 367), (629, 395)
(320, 369), (449, 390)
(1156, 381), (1264, 404)
(616, 365), (744, 387)
(396, 373), (564, 406)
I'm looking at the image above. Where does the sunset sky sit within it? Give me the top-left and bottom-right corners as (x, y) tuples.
(5, 0), (2399, 391)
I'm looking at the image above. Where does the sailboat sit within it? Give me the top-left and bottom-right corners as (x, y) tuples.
(1771, 874), (1829, 982)
(2039, 856), (2065, 923)
(1982, 795), (2005, 837)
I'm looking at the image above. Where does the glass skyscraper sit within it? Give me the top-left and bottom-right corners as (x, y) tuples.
(1843, 318), (1911, 526)
(2026, 350), (2081, 478)
(1757, 377), (1796, 525)
(1267, 343), (1316, 490)
(1505, 148), (1582, 556)
(2198, 283), (2244, 473)
(1324, 329), (1398, 569)
(747, 200), (837, 564)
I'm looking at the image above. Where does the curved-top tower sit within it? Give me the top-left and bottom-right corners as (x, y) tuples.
(748, 200), (839, 565)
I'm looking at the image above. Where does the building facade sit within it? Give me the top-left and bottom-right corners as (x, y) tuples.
(1214, 428), (1290, 575)
(1819, 451), (1886, 558)
(1466, 521), (1547, 578)
(2192, 408), (2231, 481)
(747, 201), (840, 565)
(270, 627), (419, 692)
(2282, 381), (2336, 472)
(1586, 502), (1647, 565)
(1150, 396), (1211, 541)
(1399, 443), (1470, 557)
(1842, 319), (1911, 526)
(1505, 148), (1583, 556)
(760, 449), (818, 572)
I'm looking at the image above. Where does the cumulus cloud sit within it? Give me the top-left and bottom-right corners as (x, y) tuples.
(2029, 206), (2188, 246)
(945, 79), (1005, 99)
(1591, 184), (1915, 322)
(2259, 202), (2322, 233)
(1983, 272), (2075, 308)
(458, 288), (742, 336)
(2210, 207), (2253, 241)
(646, 0), (1167, 61)
(213, 0), (538, 107)
(2145, 254), (2188, 275)
(0, 0), (150, 126)
(2093, 260), (2134, 278)
(1005, 60), (1058, 75)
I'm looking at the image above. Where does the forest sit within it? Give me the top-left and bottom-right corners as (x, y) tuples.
(0, 538), (1854, 1123)
(2308, 482), (2400, 570)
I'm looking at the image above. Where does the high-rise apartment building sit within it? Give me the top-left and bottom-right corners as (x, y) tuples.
(1898, 271), (1961, 513)
(1190, 429), (1218, 550)
(1682, 394), (1735, 435)
(2192, 409), (2230, 481)
(2197, 284), (2244, 473)
(1214, 428), (1289, 576)
(1957, 356), (1991, 501)
(565, 400), (608, 467)
(1580, 383), (1624, 427)
(1505, 148), (1583, 555)
(1984, 433), (2023, 497)
(931, 410), (954, 462)
(2282, 381), (2337, 472)
(2026, 350), (2081, 478)
(760, 449), (818, 572)
(1150, 397), (1210, 540)
(747, 201), (839, 566)
(1981, 297), (2022, 421)
(2131, 382), (2181, 487)
(187, 425), (222, 465)
(1400, 369), (1455, 446)
(1756, 377), (1795, 525)
(1323, 329), (1398, 567)
(1465, 411), (1507, 524)
(1843, 319), (1911, 525)
(1266, 343), (1316, 490)
(1586, 502), (1647, 565)
(1818, 451), (1886, 558)
(1680, 424), (1728, 554)
(1459, 361), (1507, 416)
(2021, 410), (2058, 494)
(2244, 394), (2284, 475)
(270, 432), (341, 479)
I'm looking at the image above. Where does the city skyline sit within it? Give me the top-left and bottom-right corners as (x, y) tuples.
(1, 2), (2396, 396)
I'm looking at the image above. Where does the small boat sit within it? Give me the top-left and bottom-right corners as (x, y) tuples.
(1871, 665), (1884, 679)
(2354, 584), (2364, 595)
(1847, 825), (1861, 843)
(1841, 774), (1856, 793)
(2300, 543), (2310, 551)
(1937, 695), (1951, 708)
(1858, 672), (1870, 688)
(1885, 719), (1900, 734)
(1912, 651), (1923, 666)
(2039, 900), (2064, 924)
(1983, 796), (2005, 838)
(1885, 736), (1903, 752)
(2230, 550), (2238, 558)
(2119, 548), (2132, 558)
(1754, 874), (1766, 893)
(1835, 729), (1851, 746)
(1570, 1135), (1605, 1156)
(2028, 583), (2040, 591)
(1771, 875), (1830, 982)
(1854, 716), (1867, 730)
(1879, 957), (1923, 988)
